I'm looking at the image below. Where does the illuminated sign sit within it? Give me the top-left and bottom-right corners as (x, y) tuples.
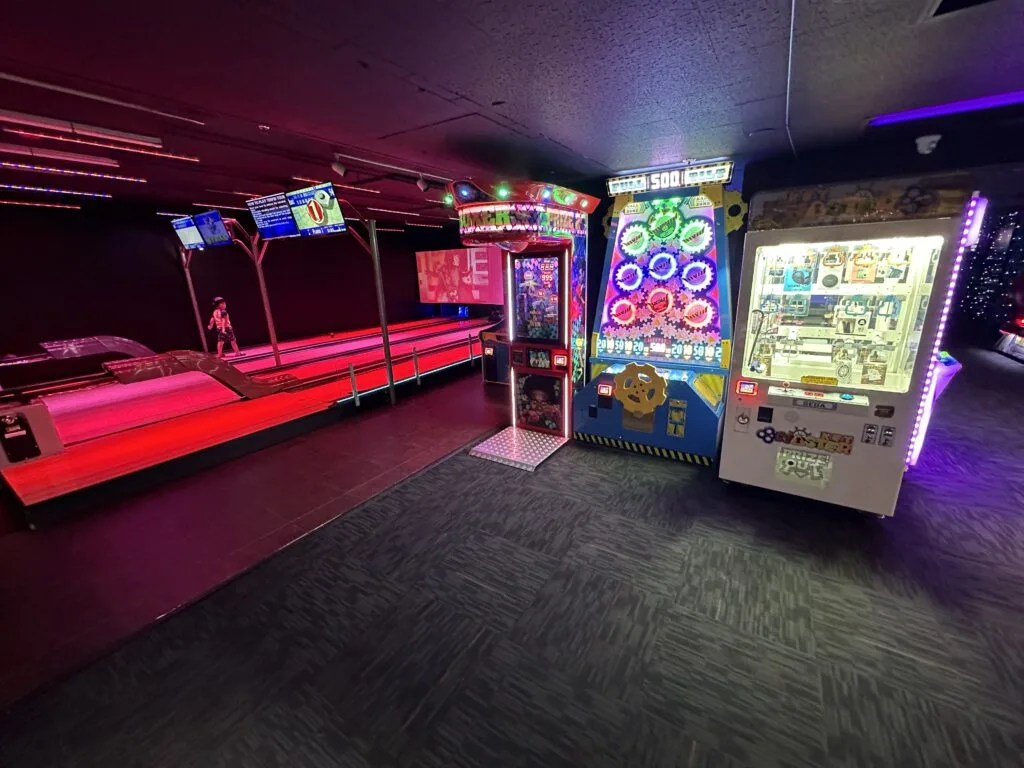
(459, 203), (587, 242)
(800, 375), (840, 386)
(606, 161), (734, 197)
(597, 383), (613, 396)
(736, 380), (757, 396)
(553, 353), (568, 367)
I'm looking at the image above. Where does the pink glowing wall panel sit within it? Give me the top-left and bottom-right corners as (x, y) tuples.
(416, 246), (504, 305)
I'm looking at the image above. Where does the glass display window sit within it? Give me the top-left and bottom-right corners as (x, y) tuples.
(741, 236), (944, 393)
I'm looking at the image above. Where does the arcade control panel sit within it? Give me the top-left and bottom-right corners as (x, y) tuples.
(727, 377), (904, 487)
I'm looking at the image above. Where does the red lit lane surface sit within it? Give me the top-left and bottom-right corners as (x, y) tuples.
(236, 318), (487, 373)
(252, 320), (489, 383)
(233, 317), (449, 368)
(43, 374), (240, 446)
(2, 333), (488, 505)
(40, 319), (490, 446)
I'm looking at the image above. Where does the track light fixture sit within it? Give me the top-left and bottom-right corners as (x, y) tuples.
(331, 155), (347, 178)
(416, 175), (430, 193)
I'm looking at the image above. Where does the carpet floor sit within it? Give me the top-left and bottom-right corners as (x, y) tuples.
(1, 347), (1022, 767)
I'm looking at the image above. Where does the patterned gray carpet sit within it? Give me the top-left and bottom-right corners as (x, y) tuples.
(2, 347), (1024, 768)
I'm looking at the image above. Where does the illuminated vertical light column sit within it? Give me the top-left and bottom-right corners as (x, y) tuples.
(507, 250), (517, 426)
(562, 247), (570, 438)
(906, 196), (981, 466)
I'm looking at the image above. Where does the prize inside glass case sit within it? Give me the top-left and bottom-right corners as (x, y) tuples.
(741, 236), (944, 393)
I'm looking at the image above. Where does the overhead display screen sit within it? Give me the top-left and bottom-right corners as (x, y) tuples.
(285, 182), (346, 236)
(171, 216), (206, 249)
(246, 193), (300, 239)
(193, 210), (233, 247)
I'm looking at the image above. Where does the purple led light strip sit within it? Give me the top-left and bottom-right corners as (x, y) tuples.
(869, 91), (1024, 126)
(905, 195), (981, 467)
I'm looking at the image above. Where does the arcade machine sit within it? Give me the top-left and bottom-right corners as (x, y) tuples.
(719, 177), (983, 517)
(574, 160), (740, 465)
(995, 269), (1024, 362)
(448, 180), (598, 469)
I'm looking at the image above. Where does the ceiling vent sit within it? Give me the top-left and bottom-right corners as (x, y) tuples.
(929, 0), (999, 17)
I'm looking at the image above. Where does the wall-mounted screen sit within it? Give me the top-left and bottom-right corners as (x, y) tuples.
(193, 210), (233, 247)
(513, 255), (560, 341)
(171, 216), (205, 249)
(415, 246), (504, 304)
(246, 193), (300, 239)
(285, 182), (346, 236)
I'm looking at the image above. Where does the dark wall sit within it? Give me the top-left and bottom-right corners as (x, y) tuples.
(0, 204), (462, 355)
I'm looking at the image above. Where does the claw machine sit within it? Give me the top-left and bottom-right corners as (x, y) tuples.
(720, 177), (982, 516)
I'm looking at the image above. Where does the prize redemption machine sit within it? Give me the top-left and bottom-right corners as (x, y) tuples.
(574, 160), (740, 465)
(448, 180), (597, 470)
(720, 178), (982, 517)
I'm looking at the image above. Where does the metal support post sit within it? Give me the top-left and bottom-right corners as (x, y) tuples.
(253, 255), (281, 366)
(180, 247), (208, 353)
(367, 220), (396, 405)
(349, 363), (360, 406)
(413, 346), (421, 385)
(467, 333), (474, 363)
(227, 221), (281, 367)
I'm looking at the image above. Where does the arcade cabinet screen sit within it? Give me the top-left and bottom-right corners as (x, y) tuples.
(171, 216), (206, 249)
(285, 182), (346, 236)
(596, 198), (724, 365)
(416, 247), (504, 304)
(514, 256), (560, 341)
(247, 192), (300, 239)
(193, 211), (233, 247)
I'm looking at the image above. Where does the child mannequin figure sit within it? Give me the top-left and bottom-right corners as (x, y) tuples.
(208, 297), (243, 358)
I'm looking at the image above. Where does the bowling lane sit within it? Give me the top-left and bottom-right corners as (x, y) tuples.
(235, 318), (483, 374)
(255, 319), (490, 383)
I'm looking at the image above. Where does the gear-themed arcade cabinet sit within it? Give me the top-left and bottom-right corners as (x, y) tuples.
(449, 180), (597, 470)
(574, 160), (737, 465)
(720, 177), (982, 517)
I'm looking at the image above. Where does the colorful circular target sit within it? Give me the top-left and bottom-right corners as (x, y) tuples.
(618, 222), (649, 258)
(610, 298), (637, 326)
(682, 298), (716, 330)
(647, 287), (674, 315)
(679, 217), (714, 254)
(680, 257), (715, 294)
(614, 261), (644, 292)
(647, 207), (682, 242)
(648, 251), (678, 281)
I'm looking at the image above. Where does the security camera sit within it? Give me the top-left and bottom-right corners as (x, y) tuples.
(331, 160), (347, 178)
(915, 135), (941, 155)
(416, 175), (429, 193)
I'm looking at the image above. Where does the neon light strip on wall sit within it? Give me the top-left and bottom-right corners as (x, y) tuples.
(0, 183), (110, 198)
(906, 195), (980, 467)
(0, 199), (81, 210)
(869, 91), (1024, 126)
(4, 129), (199, 162)
(0, 161), (145, 182)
